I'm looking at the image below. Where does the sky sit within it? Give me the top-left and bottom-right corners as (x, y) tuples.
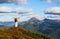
(0, 0), (60, 21)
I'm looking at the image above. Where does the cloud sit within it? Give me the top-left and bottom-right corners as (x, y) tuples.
(15, 7), (34, 15)
(0, 6), (34, 17)
(0, 7), (34, 15)
(0, 0), (27, 5)
(47, 0), (52, 3)
(58, 0), (60, 2)
(0, 7), (14, 13)
(45, 7), (60, 15)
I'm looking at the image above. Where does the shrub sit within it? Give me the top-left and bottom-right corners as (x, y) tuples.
(18, 35), (24, 39)
(0, 36), (10, 39)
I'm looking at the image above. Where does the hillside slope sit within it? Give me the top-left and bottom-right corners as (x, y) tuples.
(0, 27), (54, 39)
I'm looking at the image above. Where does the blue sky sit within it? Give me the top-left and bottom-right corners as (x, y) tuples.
(0, 0), (60, 21)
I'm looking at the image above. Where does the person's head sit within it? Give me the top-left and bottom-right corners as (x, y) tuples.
(14, 18), (19, 22)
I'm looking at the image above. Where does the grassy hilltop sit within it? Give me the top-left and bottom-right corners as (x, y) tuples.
(0, 27), (55, 39)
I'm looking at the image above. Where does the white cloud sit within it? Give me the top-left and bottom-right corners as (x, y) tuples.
(45, 7), (60, 20)
(0, 6), (34, 18)
(0, 6), (34, 15)
(12, 0), (27, 5)
(45, 7), (60, 14)
(0, 7), (14, 13)
(47, 0), (52, 3)
(0, 0), (27, 5)
(58, 0), (60, 2)
(15, 7), (34, 15)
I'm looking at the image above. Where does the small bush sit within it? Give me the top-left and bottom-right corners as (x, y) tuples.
(0, 36), (10, 39)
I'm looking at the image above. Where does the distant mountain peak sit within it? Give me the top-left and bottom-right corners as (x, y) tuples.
(29, 17), (40, 21)
(30, 17), (38, 20)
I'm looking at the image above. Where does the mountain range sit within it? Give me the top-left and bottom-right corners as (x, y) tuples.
(0, 17), (60, 39)
(19, 17), (60, 39)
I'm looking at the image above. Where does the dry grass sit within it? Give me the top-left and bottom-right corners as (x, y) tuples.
(0, 27), (55, 39)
